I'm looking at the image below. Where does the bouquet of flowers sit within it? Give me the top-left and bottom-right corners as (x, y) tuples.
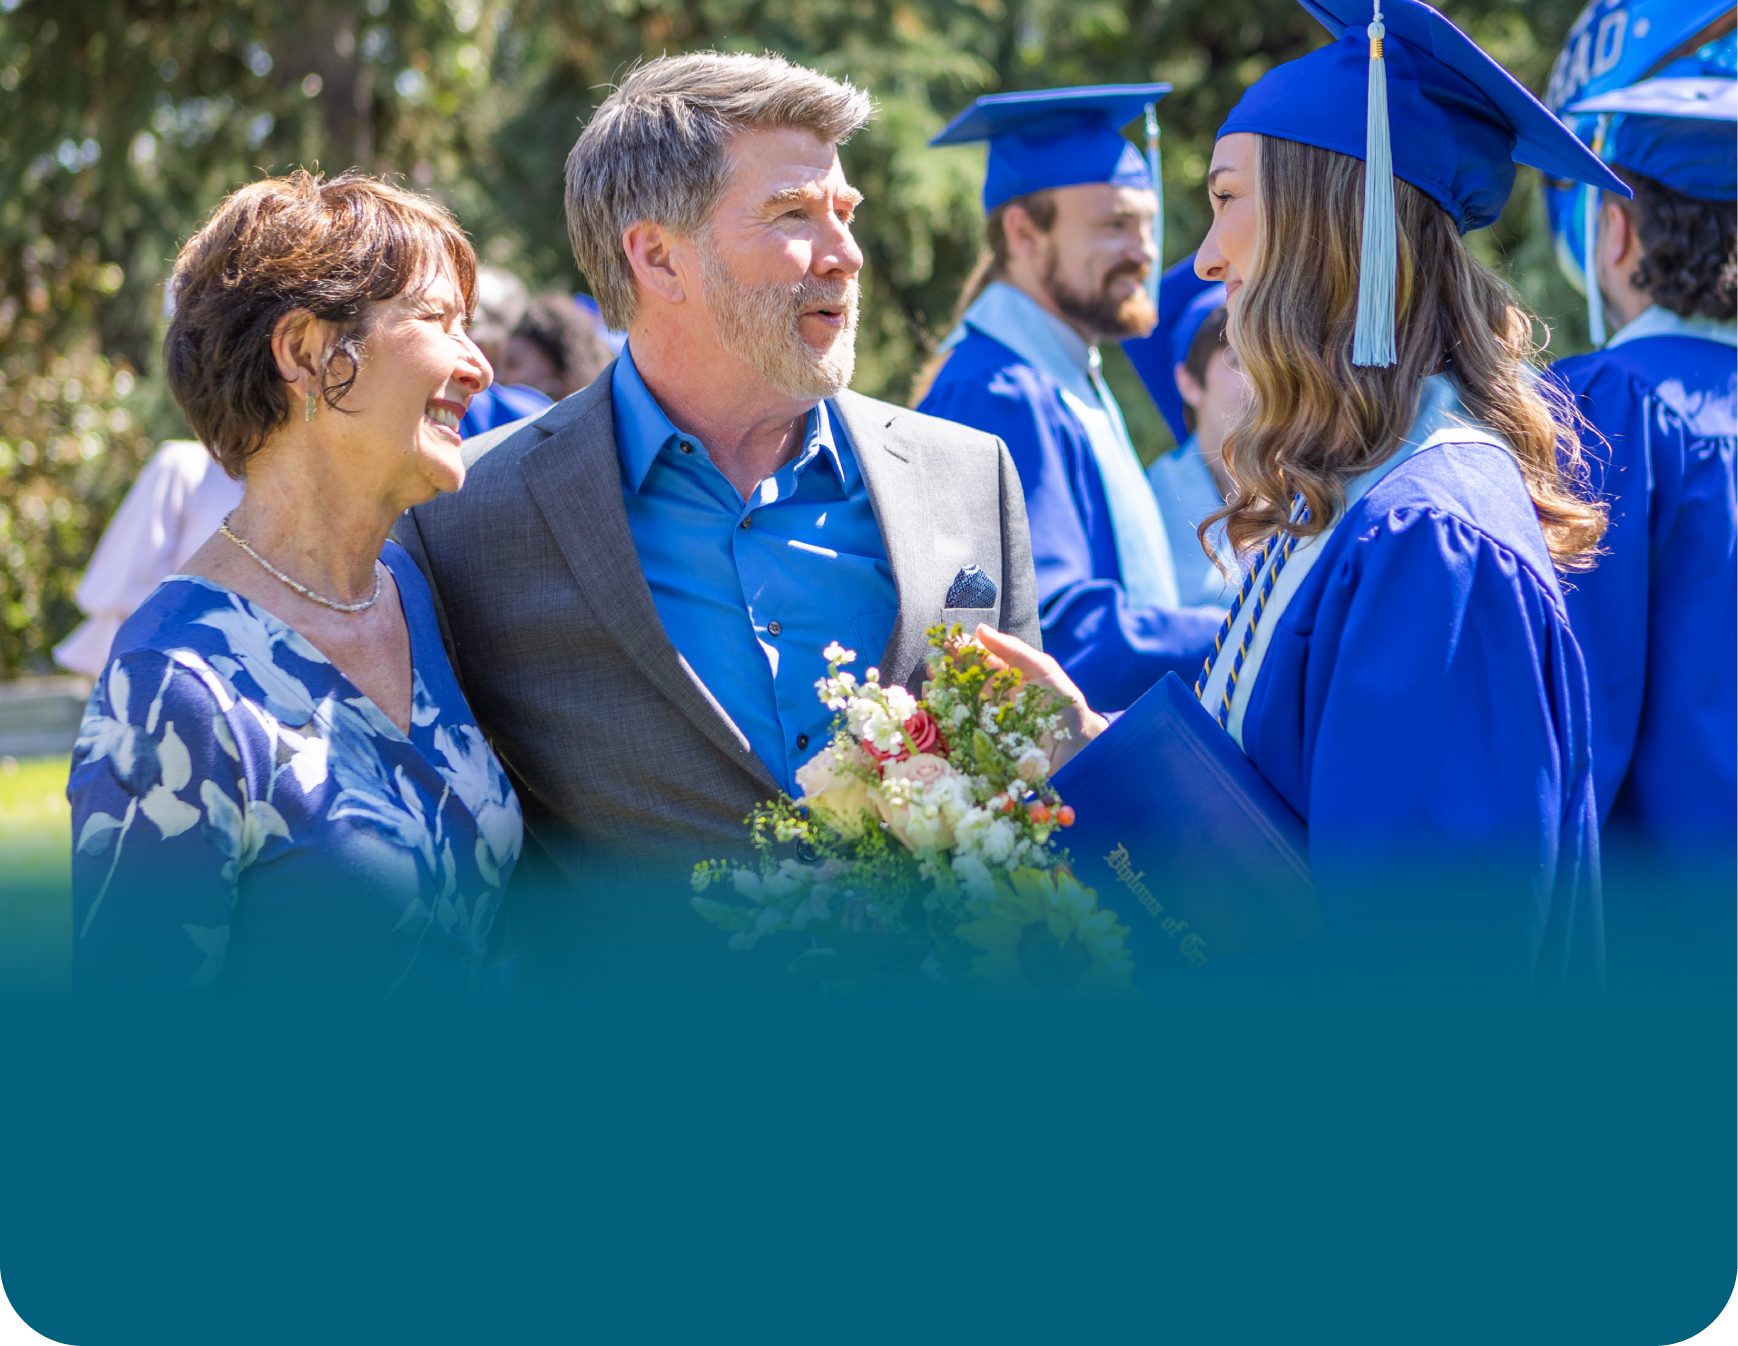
(691, 627), (1134, 997)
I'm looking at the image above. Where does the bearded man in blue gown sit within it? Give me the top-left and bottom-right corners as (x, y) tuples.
(916, 88), (1223, 712)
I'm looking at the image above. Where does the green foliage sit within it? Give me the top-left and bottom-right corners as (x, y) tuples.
(0, 0), (1595, 675)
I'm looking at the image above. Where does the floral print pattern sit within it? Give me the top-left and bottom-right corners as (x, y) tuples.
(68, 545), (523, 998)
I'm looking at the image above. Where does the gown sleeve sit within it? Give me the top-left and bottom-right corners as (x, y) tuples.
(920, 364), (1221, 711)
(69, 650), (269, 993)
(1245, 505), (1601, 993)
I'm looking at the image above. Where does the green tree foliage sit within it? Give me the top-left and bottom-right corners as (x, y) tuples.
(0, 0), (1592, 675)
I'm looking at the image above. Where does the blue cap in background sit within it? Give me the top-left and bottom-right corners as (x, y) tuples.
(1572, 74), (1737, 199)
(1544, 1), (1736, 293)
(931, 85), (1171, 212)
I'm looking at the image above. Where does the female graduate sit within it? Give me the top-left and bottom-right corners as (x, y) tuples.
(980, 0), (1629, 994)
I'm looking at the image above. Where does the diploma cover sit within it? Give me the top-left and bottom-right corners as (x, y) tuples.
(1050, 673), (1324, 976)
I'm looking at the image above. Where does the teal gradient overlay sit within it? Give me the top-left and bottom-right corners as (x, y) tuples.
(0, 961), (1732, 1344)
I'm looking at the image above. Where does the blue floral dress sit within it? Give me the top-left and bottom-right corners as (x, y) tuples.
(68, 542), (523, 998)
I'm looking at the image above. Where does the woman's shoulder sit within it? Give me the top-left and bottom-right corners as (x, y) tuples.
(1345, 439), (1559, 591)
(110, 575), (257, 661)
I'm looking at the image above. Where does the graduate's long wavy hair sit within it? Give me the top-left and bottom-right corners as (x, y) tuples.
(1209, 136), (1606, 571)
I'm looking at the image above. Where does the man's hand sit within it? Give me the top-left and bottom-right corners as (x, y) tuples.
(973, 624), (1108, 773)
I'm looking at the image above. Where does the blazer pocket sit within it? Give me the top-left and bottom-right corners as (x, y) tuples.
(942, 606), (999, 631)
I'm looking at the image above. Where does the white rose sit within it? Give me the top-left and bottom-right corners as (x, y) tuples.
(1015, 746), (1050, 783)
(794, 744), (877, 839)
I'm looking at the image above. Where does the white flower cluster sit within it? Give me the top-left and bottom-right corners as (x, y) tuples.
(693, 856), (856, 952)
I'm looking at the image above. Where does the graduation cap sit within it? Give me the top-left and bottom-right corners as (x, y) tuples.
(1570, 75), (1737, 200)
(931, 85), (1172, 215)
(1219, 0), (1631, 367)
(1121, 254), (1229, 443)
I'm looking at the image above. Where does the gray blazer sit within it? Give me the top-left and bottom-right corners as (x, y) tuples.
(395, 366), (1039, 979)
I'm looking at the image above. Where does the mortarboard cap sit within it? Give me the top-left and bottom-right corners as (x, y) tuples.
(1218, 0), (1630, 367)
(931, 85), (1171, 213)
(1121, 254), (1229, 443)
(1570, 75), (1737, 200)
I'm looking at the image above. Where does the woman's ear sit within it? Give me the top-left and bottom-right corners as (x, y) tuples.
(271, 310), (329, 390)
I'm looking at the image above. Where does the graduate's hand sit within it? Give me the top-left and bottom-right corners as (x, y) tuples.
(973, 624), (1108, 773)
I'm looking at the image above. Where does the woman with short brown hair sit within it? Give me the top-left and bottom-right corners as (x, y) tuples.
(68, 171), (522, 997)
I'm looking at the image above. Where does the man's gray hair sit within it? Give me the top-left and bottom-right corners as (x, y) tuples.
(565, 52), (873, 329)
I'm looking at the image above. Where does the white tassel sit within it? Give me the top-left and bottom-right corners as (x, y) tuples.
(1353, 2), (1397, 368)
(1145, 102), (1164, 306)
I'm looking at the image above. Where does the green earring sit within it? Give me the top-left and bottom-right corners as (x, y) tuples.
(305, 390), (317, 422)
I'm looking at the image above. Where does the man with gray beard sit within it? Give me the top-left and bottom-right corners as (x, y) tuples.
(396, 52), (1040, 988)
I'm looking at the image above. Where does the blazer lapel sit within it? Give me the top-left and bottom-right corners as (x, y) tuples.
(834, 392), (938, 686)
(516, 377), (782, 794)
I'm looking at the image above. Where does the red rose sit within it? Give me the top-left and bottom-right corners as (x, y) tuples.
(904, 709), (943, 755)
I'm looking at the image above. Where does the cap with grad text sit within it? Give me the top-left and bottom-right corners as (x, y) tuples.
(931, 85), (1171, 212)
(1570, 75), (1737, 200)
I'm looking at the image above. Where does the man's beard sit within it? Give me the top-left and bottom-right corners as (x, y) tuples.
(699, 239), (859, 399)
(1042, 255), (1157, 341)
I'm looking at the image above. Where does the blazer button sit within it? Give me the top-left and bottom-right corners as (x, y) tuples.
(679, 441), (694, 454)
(796, 733), (809, 750)
(740, 515), (752, 529)
(768, 620), (782, 636)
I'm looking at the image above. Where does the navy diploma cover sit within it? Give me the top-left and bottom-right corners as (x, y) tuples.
(1051, 673), (1324, 976)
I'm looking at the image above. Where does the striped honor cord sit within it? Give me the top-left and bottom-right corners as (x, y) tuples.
(1194, 494), (1312, 728)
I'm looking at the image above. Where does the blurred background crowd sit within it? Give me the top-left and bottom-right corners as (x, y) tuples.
(1, 0), (1598, 681)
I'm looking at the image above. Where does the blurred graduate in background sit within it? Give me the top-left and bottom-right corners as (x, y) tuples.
(1133, 263), (1243, 608)
(456, 264), (554, 437)
(1541, 0), (1736, 976)
(916, 87), (1223, 712)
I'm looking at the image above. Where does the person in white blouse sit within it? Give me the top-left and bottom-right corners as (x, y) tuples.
(54, 439), (243, 677)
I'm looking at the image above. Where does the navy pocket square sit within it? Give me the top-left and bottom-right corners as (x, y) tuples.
(945, 565), (998, 609)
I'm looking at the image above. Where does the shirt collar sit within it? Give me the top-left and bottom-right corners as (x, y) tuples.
(1606, 304), (1738, 351)
(611, 343), (844, 493)
(959, 280), (1099, 395)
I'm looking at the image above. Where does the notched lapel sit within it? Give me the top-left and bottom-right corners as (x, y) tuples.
(517, 382), (781, 794)
(836, 396), (937, 686)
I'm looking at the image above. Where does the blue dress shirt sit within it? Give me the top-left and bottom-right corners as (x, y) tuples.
(611, 347), (897, 792)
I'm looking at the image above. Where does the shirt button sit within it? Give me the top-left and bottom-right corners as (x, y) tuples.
(768, 620), (782, 636)
(679, 441), (694, 454)
(740, 516), (752, 529)
(797, 733), (810, 750)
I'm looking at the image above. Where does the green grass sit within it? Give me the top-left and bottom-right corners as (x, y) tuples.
(0, 754), (73, 994)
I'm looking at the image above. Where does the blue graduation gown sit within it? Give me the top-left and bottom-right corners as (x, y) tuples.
(1233, 440), (1603, 995)
(1548, 334), (1737, 865)
(919, 330), (1222, 710)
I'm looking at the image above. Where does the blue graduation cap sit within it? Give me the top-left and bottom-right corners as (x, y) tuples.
(931, 85), (1171, 214)
(1219, 0), (1631, 367)
(1121, 253), (1228, 443)
(1570, 75), (1737, 200)
(1541, 3), (1735, 326)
